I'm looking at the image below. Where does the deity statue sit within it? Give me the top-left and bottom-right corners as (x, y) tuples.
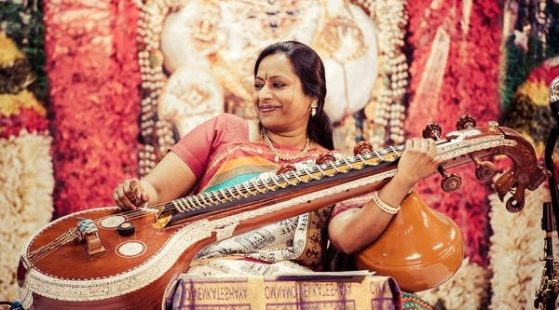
(157, 0), (379, 149)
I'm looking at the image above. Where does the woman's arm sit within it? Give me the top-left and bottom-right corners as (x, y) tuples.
(113, 114), (247, 210)
(328, 138), (439, 254)
(113, 152), (197, 210)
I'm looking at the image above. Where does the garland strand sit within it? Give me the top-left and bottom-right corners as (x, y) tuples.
(44, 0), (141, 216)
(0, 9), (53, 300)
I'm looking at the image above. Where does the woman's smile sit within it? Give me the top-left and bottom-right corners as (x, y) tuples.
(258, 104), (281, 113)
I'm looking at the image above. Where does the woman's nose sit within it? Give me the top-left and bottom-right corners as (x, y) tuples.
(258, 84), (272, 101)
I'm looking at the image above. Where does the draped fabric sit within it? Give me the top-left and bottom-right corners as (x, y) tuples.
(171, 113), (333, 274)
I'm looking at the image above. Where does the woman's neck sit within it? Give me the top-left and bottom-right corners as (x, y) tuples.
(264, 127), (308, 149)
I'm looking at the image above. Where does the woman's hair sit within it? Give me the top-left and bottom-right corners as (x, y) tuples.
(253, 41), (334, 150)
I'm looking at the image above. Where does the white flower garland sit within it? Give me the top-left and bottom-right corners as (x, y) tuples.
(0, 131), (54, 301)
(364, 0), (408, 146)
(417, 257), (488, 309)
(489, 184), (551, 309)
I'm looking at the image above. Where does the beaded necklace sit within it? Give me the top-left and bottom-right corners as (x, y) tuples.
(261, 127), (310, 162)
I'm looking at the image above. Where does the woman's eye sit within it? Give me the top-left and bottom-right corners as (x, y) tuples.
(273, 82), (285, 88)
(254, 83), (263, 90)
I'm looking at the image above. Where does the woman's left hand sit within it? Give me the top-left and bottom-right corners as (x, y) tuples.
(393, 138), (440, 187)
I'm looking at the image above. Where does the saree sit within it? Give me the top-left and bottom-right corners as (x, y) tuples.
(170, 113), (333, 275)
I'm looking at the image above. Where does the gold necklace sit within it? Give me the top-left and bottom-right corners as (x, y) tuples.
(261, 128), (310, 162)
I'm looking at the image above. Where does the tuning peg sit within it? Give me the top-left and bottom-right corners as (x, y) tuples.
(316, 153), (336, 165)
(353, 141), (373, 157)
(276, 164), (296, 175)
(422, 123), (443, 140)
(456, 115), (476, 130)
(422, 123), (462, 192)
(438, 168), (463, 192)
(473, 159), (496, 181)
(456, 115), (497, 181)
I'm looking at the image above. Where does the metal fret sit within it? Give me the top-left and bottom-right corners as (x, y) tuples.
(178, 198), (190, 212)
(373, 149), (384, 160)
(341, 156), (353, 169)
(218, 188), (230, 201)
(271, 175), (285, 188)
(193, 195), (204, 208)
(200, 193), (212, 205)
(327, 160), (341, 173)
(186, 196), (198, 210)
(356, 154), (367, 164)
(233, 184), (247, 197)
(390, 146), (400, 157)
(250, 179), (265, 193)
(302, 166), (317, 180)
(242, 182), (254, 195)
(279, 173), (294, 186)
(315, 164), (327, 176)
(225, 186), (239, 199)
(211, 190), (223, 203)
(262, 178), (274, 191)
(291, 170), (303, 182)
(172, 200), (184, 213)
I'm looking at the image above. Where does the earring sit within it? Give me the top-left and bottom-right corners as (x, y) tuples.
(311, 101), (317, 117)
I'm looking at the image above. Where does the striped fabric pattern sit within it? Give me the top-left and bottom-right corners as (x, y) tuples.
(202, 154), (277, 193)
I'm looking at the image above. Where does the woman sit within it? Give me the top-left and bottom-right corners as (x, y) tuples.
(113, 41), (438, 276)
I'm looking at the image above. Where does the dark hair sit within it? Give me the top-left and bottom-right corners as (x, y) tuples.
(253, 41), (334, 150)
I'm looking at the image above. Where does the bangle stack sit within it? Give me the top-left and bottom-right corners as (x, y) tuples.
(371, 191), (400, 214)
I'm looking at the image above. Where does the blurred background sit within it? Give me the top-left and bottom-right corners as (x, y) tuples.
(1, 0), (558, 308)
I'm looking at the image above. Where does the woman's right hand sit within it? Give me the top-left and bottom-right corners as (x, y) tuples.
(113, 179), (150, 210)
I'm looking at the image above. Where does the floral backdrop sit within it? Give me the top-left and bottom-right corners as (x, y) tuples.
(1, 0), (558, 308)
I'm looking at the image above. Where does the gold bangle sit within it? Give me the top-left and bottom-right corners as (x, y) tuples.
(371, 191), (400, 214)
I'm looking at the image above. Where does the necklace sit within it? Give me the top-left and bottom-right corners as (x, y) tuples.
(261, 128), (310, 162)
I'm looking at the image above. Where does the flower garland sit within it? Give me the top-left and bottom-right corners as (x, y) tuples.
(366, 0), (408, 146)
(489, 1), (559, 308)
(0, 1), (48, 101)
(489, 184), (550, 309)
(44, 0), (141, 215)
(0, 28), (52, 301)
(501, 58), (559, 153)
(403, 0), (503, 307)
(0, 132), (54, 301)
(417, 258), (488, 309)
(405, 0), (502, 266)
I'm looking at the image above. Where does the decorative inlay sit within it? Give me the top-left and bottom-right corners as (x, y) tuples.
(99, 215), (126, 229)
(116, 241), (146, 258)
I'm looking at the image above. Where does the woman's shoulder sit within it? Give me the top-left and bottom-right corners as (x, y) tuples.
(213, 113), (248, 125)
(211, 113), (250, 143)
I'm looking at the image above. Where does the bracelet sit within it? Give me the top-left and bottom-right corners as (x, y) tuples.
(371, 191), (400, 214)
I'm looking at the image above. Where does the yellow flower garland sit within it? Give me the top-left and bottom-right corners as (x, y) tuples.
(0, 90), (46, 117)
(517, 81), (550, 107)
(0, 32), (24, 66)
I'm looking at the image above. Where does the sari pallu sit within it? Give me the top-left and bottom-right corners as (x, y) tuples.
(170, 114), (333, 275)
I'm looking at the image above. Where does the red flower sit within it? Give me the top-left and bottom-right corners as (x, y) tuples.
(44, 0), (141, 215)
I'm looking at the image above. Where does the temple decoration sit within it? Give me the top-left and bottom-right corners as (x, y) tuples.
(136, 0), (410, 176)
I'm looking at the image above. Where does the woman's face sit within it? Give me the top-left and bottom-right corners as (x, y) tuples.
(254, 53), (314, 133)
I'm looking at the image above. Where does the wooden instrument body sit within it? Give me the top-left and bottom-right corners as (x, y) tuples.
(17, 124), (547, 308)
(356, 192), (464, 292)
(18, 207), (215, 309)
(18, 175), (388, 309)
